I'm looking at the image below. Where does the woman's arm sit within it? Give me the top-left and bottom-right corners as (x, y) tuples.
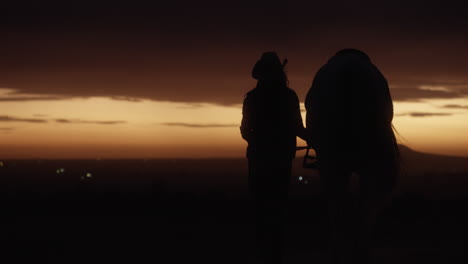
(240, 95), (254, 142)
(291, 91), (310, 143)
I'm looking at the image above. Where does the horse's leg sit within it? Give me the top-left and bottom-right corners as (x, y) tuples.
(353, 169), (394, 264)
(320, 162), (351, 264)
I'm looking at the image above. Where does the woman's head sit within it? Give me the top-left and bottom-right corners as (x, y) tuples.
(252, 52), (288, 87)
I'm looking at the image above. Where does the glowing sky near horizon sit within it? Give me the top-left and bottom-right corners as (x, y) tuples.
(1, 87), (468, 158)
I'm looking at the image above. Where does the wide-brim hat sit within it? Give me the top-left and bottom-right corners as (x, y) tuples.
(252, 52), (286, 80)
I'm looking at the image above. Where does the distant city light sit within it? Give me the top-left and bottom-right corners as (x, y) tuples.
(56, 168), (66, 174)
(86, 173), (92, 178)
(0, 161), (3, 167)
(298, 176), (303, 181)
(304, 180), (309, 184)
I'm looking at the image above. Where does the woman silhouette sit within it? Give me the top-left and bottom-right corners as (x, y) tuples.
(305, 49), (399, 264)
(241, 52), (306, 264)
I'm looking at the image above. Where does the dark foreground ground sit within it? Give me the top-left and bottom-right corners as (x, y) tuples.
(1, 156), (467, 263)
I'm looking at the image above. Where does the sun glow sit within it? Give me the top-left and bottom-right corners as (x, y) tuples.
(1, 89), (468, 158)
(0, 95), (244, 158)
(393, 99), (468, 157)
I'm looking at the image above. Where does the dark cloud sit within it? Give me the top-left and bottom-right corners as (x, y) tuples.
(0, 95), (69, 102)
(443, 104), (468, 109)
(396, 112), (453, 117)
(109, 96), (142, 102)
(55, 119), (126, 125)
(160, 122), (238, 128)
(389, 81), (468, 102)
(0, 116), (126, 124)
(176, 103), (206, 109)
(0, 115), (47, 123)
(390, 86), (462, 102)
(3, 77), (467, 106)
(1, 79), (467, 106)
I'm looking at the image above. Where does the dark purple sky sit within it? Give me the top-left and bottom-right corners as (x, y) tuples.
(1, 0), (467, 105)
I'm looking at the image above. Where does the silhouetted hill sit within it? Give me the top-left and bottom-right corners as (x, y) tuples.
(397, 144), (468, 174)
(292, 145), (468, 198)
(394, 145), (468, 198)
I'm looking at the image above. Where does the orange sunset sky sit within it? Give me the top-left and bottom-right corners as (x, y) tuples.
(1, 1), (468, 158)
